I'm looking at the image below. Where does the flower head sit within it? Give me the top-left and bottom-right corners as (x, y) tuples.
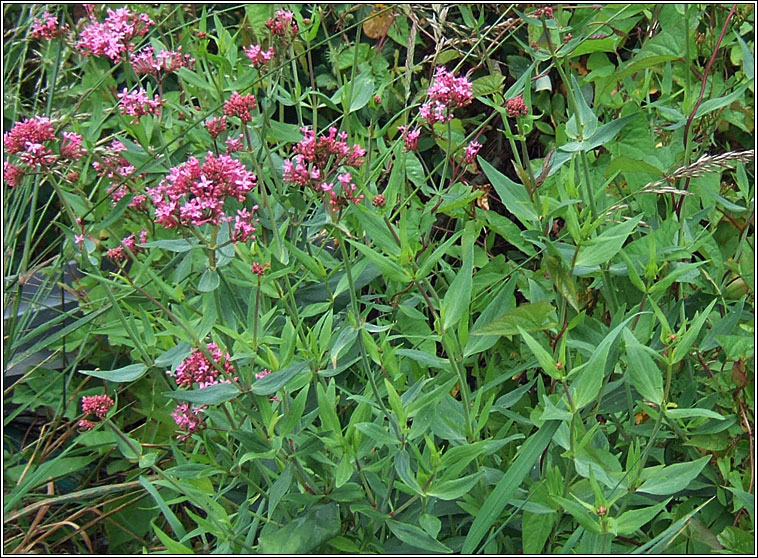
(171, 403), (206, 441)
(130, 46), (194, 76)
(244, 44), (275, 68)
(61, 132), (85, 161)
(146, 152), (257, 229)
(223, 92), (257, 123)
(30, 11), (69, 40)
(3, 116), (55, 155)
(81, 394), (115, 419)
(505, 95), (528, 117)
(463, 140), (482, 164)
(106, 231), (147, 262)
(167, 343), (236, 389)
(118, 87), (164, 123)
(397, 125), (421, 152)
(4, 162), (24, 188)
(232, 206), (259, 243)
(76, 7), (154, 61)
(419, 66), (473, 125)
(265, 10), (298, 38)
(205, 116), (227, 140)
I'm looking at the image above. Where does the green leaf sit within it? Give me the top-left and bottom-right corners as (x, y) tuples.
(472, 301), (556, 337)
(632, 498), (713, 554)
(164, 383), (240, 405)
(353, 206), (401, 257)
(571, 315), (636, 410)
(552, 495), (603, 534)
(268, 462), (293, 518)
(734, 31), (754, 80)
(140, 476), (186, 539)
(637, 456), (710, 496)
(343, 73), (375, 113)
(694, 83), (749, 120)
(574, 216), (641, 268)
(395, 448), (422, 493)
(386, 519), (453, 554)
(666, 408), (725, 421)
(623, 329), (663, 405)
(462, 420), (561, 553)
(197, 269), (220, 292)
(560, 114), (635, 152)
(152, 522), (194, 554)
(317, 381), (343, 437)
(258, 503), (341, 554)
(395, 349), (452, 372)
(354, 422), (399, 447)
(518, 327), (561, 380)
(441, 221), (476, 331)
(335, 455), (353, 488)
(671, 299), (717, 363)
(141, 239), (197, 252)
(81, 363), (148, 383)
(347, 240), (410, 282)
(616, 499), (671, 536)
(426, 471), (485, 500)
(176, 67), (215, 91)
(251, 361), (310, 395)
(648, 261), (706, 294)
(479, 157), (537, 226)
(472, 73), (504, 97)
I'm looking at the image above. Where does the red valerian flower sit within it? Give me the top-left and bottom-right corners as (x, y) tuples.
(118, 87), (165, 123)
(505, 95), (528, 117)
(146, 152), (256, 229)
(76, 7), (154, 61)
(30, 11), (69, 40)
(419, 66), (473, 125)
(171, 403), (206, 440)
(81, 394), (115, 419)
(223, 92), (257, 123)
(167, 343), (237, 389)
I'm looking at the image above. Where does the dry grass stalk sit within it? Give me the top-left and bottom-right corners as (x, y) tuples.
(642, 149), (755, 193)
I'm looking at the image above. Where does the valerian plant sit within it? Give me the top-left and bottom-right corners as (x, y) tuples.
(3, 4), (754, 555)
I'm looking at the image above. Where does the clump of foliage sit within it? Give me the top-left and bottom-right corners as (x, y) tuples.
(3, 4), (754, 554)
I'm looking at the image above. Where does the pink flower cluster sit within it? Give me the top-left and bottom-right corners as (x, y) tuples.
(505, 95), (528, 117)
(223, 92), (257, 124)
(531, 6), (554, 19)
(232, 207), (259, 242)
(78, 394), (114, 429)
(3, 117), (86, 187)
(171, 403), (206, 441)
(321, 172), (364, 210)
(106, 230), (148, 262)
(266, 10), (298, 38)
(282, 127), (366, 210)
(118, 87), (165, 123)
(463, 140), (482, 164)
(167, 343), (236, 389)
(146, 152), (257, 229)
(61, 132), (85, 161)
(206, 116), (227, 140)
(76, 7), (154, 61)
(93, 140), (146, 209)
(397, 125), (421, 152)
(130, 46), (195, 76)
(420, 67), (473, 125)
(244, 44), (275, 68)
(30, 11), (69, 40)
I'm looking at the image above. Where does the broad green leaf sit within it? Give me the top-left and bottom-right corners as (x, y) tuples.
(637, 455), (710, 496)
(176, 67), (215, 91)
(462, 420), (561, 553)
(141, 239), (196, 252)
(386, 519), (453, 554)
(258, 503), (341, 554)
(575, 216), (642, 268)
(672, 299), (717, 363)
(552, 495), (603, 534)
(616, 499), (671, 536)
(317, 381), (343, 437)
(278, 384), (309, 437)
(164, 383), (240, 405)
(694, 83), (749, 119)
(354, 422), (399, 446)
(472, 73), (504, 97)
(518, 327), (561, 380)
(479, 157), (538, 226)
(152, 522), (194, 554)
(426, 471), (485, 500)
(623, 328), (663, 405)
(140, 476), (186, 539)
(632, 498), (713, 554)
(252, 361), (310, 395)
(648, 261), (706, 294)
(571, 315), (636, 410)
(441, 221), (476, 331)
(522, 509), (554, 553)
(197, 269), (220, 292)
(395, 349), (452, 372)
(472, 301), (556, 337)
(464, 278), (516, 357)
(268, 462), (293, 518)
(343, 73), (374, 113)
(734, 31), (754, 80)
(560, 114), (635, 153)
(81, 363), (147, 383)
(395, 448), (422, 493)
(665, 408), (725, 421)
(335, 455), (353, 488)
(347, 240), (411, 282)
(416, 229), (463, 279)
(353, 206), (401, 257)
